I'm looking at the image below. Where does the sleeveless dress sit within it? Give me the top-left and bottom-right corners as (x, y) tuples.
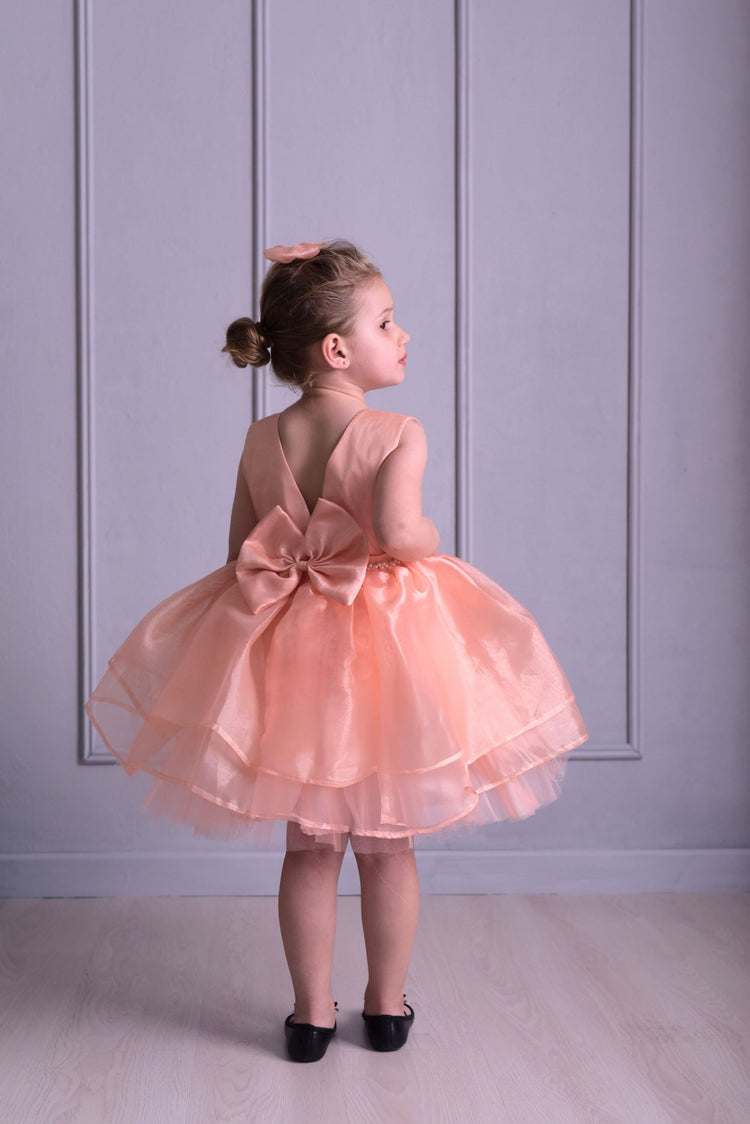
(85, 407), (588, 850)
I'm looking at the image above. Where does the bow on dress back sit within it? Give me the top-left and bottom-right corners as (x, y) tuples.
(236, 499), (370, 614)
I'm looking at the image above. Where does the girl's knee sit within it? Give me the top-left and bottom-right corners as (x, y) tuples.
(354, 848), (417, 872)
(351, 835), (415, 859)
(284, 846), (344, 868)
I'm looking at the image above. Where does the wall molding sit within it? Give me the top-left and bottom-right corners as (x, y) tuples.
(74, 0), (107, 764)
(77, 1), (269, 763)
(454, 0), (472, 566)
(577, 0), (644, 762)
(251, 0), (268, 424)
(624, 0), (644, 761)
(2, 846), (747, 898)
(455, 0), (644, 764)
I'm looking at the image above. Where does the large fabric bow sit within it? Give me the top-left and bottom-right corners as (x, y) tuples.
(236, 500), (369, 614)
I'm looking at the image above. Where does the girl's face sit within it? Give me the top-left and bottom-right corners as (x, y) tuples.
(343, 277), (410, 390)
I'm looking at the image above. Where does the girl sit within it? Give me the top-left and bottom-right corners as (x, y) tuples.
(85, 239), (588, 1063)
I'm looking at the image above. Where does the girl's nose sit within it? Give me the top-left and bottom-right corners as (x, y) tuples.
(401, 327), (410, 344)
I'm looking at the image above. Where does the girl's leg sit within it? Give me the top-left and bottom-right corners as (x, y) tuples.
(354, 848), (420, 1016)
(277, 825), (346, 1028)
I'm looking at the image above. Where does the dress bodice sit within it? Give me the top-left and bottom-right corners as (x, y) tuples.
(239, 407), (418, 559)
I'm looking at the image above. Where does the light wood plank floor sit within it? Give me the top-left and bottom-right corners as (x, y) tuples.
(0, 894), (748, 1123)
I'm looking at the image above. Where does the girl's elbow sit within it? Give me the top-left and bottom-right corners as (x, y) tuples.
(377, 516), (440, 561)
(373, 515), (409, 558)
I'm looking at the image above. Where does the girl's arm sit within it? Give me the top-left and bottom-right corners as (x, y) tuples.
(372, 419), (440, 561)
(226, 459), (258, 563)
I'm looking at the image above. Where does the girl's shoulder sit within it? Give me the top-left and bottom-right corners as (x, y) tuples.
(366, 409), (426, 455)
(241, 410), (279, 444)
(238, 413), (280, 472)
(363, 406), (420, 422)
(353, 410), (426, 468)
(361, 406), (424, 434)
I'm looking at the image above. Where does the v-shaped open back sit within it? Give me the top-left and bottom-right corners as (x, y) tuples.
(276, 408), (368, 517)
(241, 405), (421, 557)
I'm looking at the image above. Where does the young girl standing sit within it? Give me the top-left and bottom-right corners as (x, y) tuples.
(85, 239), (588, 1063)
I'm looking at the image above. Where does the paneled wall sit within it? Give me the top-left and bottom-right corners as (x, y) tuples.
(1, 0), (749, 895)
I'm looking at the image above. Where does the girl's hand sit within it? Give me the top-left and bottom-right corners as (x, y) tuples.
(372, 420), (440, 561)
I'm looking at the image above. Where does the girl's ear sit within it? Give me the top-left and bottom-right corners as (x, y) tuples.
(320, 333), (350, 369)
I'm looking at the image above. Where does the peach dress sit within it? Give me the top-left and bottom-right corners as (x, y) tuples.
(85, 407), (588, 851)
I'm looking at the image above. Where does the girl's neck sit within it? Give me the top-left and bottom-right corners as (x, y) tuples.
(300, 378), (366, 408)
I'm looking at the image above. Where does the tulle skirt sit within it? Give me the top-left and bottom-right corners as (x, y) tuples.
(85, 553), (588, 851)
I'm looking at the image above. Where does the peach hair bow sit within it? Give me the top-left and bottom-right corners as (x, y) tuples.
(263, 242), (326, 264)
(236, 500), (369, 614)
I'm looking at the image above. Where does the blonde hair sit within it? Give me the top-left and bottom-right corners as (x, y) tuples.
(222, 239), (381, 389)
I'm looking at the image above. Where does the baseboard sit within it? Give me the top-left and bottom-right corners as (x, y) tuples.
(1, 848), (748, 897)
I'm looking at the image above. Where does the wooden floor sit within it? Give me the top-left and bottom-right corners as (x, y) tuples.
(0, 894), (748, 1123)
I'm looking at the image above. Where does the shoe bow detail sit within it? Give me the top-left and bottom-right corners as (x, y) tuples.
(236, 501), (369, 614)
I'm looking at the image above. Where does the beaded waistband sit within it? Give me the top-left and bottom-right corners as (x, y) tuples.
(366, 557), (404, 571)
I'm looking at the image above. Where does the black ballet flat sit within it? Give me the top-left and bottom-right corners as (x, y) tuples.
(362, 995), (415, 1052)
(284, 1002), (338, 1063)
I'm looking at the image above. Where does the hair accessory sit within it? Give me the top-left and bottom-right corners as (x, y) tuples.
(263, 242), (326, 264)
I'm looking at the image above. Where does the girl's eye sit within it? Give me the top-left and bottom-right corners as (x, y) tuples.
(379, 320), (390, 330)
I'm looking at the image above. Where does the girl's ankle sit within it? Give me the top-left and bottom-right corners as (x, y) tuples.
(363, 987), (408, 1016)
(291, 996), (337, 1027)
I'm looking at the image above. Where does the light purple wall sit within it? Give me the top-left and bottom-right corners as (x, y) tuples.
(1, 0), (749, 894)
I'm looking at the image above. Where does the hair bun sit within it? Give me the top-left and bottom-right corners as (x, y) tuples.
(221, 317), (271, 369)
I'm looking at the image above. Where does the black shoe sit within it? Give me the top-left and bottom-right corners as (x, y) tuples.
(284, 1002), (338, 1063)
(362, 995), (415, 1052)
